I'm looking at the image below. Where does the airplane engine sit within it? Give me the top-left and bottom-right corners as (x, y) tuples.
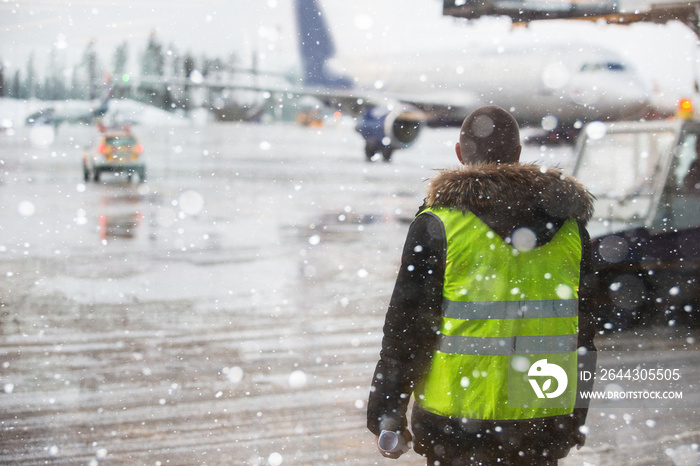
(355, 104), (425, 162)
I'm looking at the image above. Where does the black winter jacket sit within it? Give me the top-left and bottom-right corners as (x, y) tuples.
(367, 163), (598, 459)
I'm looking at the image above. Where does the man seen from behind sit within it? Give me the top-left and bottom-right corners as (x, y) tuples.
(367, 105), (597, 465)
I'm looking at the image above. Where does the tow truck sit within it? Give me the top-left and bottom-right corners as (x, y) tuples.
(572, 99), (700, 330)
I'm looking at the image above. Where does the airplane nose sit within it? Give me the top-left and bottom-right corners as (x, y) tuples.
(569, 73), (652, 120)
(617, 78), (652, 119)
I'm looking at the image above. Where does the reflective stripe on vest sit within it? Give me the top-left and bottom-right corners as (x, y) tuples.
(414, 208), (582, 421)
(439, 333), (578, 355)
(443, 298), (578, 320)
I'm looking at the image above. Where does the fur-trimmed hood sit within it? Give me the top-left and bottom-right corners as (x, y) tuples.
(424, 163), (594, 225)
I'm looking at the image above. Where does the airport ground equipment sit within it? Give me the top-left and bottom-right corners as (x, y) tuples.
(572, 104), (700, 330)
(83, 126), (146, 183)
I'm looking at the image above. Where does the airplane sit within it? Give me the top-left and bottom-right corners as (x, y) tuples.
(77, 0), (651, 161)
(293, 0), (652, 161)
(25, 75), (114, 127)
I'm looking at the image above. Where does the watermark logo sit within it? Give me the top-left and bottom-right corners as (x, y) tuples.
(527, 359), (568, 399)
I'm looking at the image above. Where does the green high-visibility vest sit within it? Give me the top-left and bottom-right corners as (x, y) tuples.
(414, 208), (582, 421)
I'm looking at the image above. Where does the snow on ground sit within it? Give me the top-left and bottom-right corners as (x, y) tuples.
(0, 105), (698, 466)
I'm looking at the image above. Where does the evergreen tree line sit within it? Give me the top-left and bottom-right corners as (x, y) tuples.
(0, 31), (240, 111)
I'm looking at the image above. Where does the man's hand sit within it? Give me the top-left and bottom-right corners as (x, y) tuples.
(375, 430), (412, 459)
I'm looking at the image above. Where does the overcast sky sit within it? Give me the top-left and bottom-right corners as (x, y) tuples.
(1, 0), (698, 99)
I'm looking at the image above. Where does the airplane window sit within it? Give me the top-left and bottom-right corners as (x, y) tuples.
(606, 62), (625, 71)
(579, 62), (626, 72)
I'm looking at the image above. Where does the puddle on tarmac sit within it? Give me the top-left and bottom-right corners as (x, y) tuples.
(99, 212), (142, 239)
(283, 210), (399, 243)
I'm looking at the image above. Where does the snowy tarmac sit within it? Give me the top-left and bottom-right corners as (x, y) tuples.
(0, 121), (699, 465)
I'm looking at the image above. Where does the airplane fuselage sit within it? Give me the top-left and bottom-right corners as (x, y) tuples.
(338, 41), (650, 129)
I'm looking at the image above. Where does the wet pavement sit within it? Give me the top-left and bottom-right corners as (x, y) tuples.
(1, 121), (699, 465)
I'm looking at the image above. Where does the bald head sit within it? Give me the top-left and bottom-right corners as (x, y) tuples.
(456, 106), (521, 165)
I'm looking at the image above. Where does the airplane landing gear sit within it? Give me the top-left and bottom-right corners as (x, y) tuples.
(364, 141), (393, 162)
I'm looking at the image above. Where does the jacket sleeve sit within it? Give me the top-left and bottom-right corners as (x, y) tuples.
(574, 222), (598, 429)
(367, 212), (445, 435)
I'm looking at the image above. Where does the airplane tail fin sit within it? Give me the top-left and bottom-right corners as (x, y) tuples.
(92, 73), (114, 119)
(294, 0), (353, 89)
